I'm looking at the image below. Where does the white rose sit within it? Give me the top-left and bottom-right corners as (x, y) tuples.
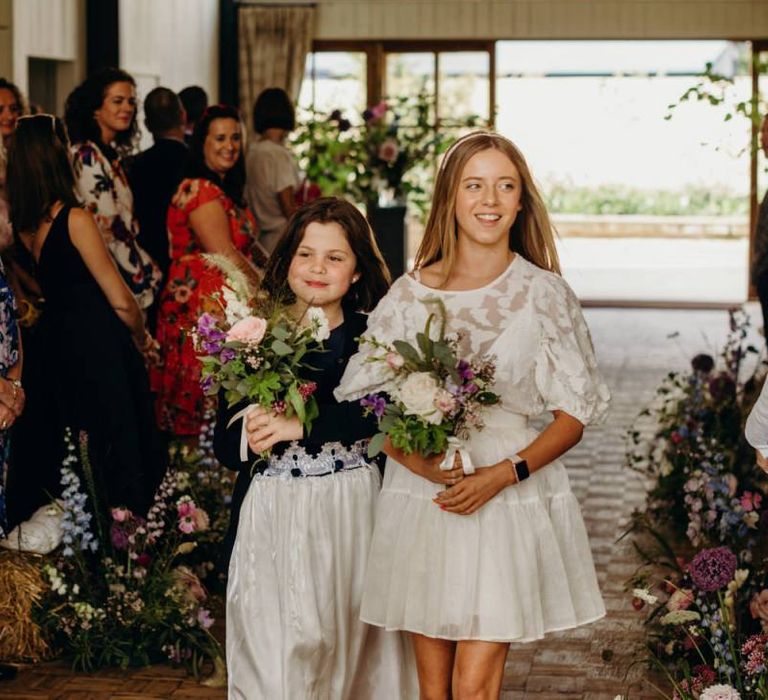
(397, 372), (443, 424)
(699, 685), (741, 700)
(306, 306), (330, 342)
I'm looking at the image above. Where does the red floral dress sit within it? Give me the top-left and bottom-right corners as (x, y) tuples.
(151, 178), (258, 435)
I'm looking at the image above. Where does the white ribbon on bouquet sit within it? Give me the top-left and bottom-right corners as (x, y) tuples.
(439, 437), (475, 475)
(227, 403), (260, 462)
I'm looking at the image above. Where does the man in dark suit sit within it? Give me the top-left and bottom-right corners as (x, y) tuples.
(127, 87), (188, 330)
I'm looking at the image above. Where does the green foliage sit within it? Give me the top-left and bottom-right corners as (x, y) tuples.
(545, 181), (749, 217)
(292, 94), (483, 216)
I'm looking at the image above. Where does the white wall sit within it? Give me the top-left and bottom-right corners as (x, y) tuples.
(11, 0), (85, 114)
(119, 0), (219, 104)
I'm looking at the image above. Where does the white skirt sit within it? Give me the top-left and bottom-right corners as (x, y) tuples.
(226, 455), (417, 700)
(361, 412), (606, 642)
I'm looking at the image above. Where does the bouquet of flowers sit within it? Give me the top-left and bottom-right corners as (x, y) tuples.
(38, 430), (222, 676)
(359, 299), (500, 465)
(195, 256), (329, 438)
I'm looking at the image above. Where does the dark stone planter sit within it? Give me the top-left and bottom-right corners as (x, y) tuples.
(368, 204), (407, 280)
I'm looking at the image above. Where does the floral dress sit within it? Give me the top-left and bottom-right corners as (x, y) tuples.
(151, 178), (258, 436)
(71, 141), (162, 309)
(0, 258), (19, 537)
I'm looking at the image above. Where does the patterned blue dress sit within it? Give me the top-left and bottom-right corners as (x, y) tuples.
(0, 258), (19, 537)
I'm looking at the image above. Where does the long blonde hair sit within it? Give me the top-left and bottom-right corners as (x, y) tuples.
(415, 131), (560, 283)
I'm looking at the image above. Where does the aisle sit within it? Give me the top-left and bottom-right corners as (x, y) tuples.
(500, 306), (761, 699)
(0, 307), (758, 699)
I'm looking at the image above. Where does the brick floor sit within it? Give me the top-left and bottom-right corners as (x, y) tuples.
(0, 306), (757, 698)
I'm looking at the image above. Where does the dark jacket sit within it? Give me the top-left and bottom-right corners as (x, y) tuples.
(127, 138), (189, 279)
(213, 310), (379, 573)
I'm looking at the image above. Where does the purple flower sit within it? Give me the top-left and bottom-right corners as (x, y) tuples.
(201, 339), (223, 355)
(361, 394), (387, 419)
(689, 546), (737, 592)
(201, 375), (214, 392)
(457, 360), (475, 381)
(220, 347), (236, 364)
(463, 382), (479, 395)
(197, 608), (214, 629)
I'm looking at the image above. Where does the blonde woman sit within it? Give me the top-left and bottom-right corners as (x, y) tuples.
(336, 132), (610, 699)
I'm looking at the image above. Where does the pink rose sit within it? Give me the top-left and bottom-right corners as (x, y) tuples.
(385, 352), (404, 370)
(371, 101), (387, 119)
(667, 588), (694, 611)
(192, 508), (210, 533)
(378, 138), (400, 163)
(750, 590), (768, 631)
(741, 491), (762, 512)
(226, 316), (268, 345)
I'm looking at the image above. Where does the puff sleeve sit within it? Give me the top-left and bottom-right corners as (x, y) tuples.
(533, 274), (610, 426)
(745, 380), (768, 458)
(333, 281), (407, 402)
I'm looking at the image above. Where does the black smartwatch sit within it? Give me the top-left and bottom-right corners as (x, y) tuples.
(510, 454), (530, 483)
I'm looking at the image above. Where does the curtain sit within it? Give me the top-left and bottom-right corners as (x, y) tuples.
(238, 5), (316, 132)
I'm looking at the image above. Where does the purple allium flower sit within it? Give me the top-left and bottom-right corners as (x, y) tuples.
(361, 394), (387, 419)
(219, 347), (236, 363)
(689, 546), (737, 592)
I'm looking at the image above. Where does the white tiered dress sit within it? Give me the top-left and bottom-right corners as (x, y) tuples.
(335, 255), (611, 642)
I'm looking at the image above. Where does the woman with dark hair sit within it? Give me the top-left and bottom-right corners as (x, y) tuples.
(215, 197), (415, 699)
(151, 104), (262, 440)
(245, 87), (302, 253)
(5, 115), (165, 516)
(65, 68), (161, 310)
(0, 78), (26, 250)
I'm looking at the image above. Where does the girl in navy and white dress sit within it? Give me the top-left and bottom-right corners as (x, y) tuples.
(215, 198), (417, 699)
(336, 132), (611, 699)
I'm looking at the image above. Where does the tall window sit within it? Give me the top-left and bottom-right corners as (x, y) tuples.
(298, 51), (367, 115)
(496, 40), (751, 304)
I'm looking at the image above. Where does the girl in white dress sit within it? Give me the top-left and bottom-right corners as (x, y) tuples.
(335, 132), (611, 698)
(218, 198), (416, 699)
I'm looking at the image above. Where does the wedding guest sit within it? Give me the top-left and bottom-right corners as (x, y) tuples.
(6, 114), (166, 516)
(336, 131), (610, 699)
(0, 256), (23, 539)
(745, 378), (768, 474)
(128, 87), (189, 292)
(216, 197), (415, 699)
(178, 85), (208, 145)
(151, 104), (262, 441)
(752, 114), (768, 338)
(65, 68), (161, 311)
(0, 78), (25, 251)
(245, 87), (301, 254)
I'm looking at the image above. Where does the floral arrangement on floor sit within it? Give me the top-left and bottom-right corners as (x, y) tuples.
(359, 298), (500, 461)
(625, 309), (768, 699)
(37, 429), (223, 675)
(195, 255), (329, 436)
(293, 93), (481, 215)
(166, 410), (235, 590)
